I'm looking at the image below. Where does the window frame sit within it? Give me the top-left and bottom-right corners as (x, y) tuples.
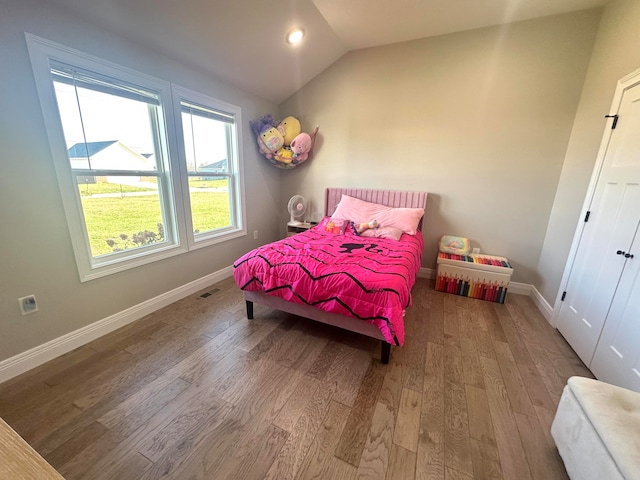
(26, 33), (246, 282)
(172, 85), (246, 250)
(49, 60), (181, 267)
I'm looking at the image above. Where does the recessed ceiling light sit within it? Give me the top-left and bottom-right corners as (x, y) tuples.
(286, 28), (305, 45)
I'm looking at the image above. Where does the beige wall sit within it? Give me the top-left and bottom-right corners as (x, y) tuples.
(279, 10), (601, 284)
(538, 0), (640, 305)
(1, 1), (627, 365)
(0, 0), (280, 361)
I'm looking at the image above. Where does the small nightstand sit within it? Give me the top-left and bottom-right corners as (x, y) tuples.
(287, 221), (313, 237)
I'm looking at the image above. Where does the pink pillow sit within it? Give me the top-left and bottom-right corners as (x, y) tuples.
(360, 226), (404, 241)
(331, 195), (424, 235)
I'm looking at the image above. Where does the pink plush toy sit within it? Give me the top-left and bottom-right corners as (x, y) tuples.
(290, 126), (319, 164)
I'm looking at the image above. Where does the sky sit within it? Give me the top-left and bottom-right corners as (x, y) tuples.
(54, 82), (228, 171)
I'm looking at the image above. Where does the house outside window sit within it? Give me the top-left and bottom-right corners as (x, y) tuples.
(27, 34), (246, 281)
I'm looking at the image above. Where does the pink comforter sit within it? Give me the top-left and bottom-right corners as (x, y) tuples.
(233, 226), (424, 346)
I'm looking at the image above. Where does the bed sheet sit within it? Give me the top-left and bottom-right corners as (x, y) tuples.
(233, 225), (424, 346)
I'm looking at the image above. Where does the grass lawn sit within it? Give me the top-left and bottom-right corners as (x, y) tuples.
(188, 178), (227, 189)
(138, 177), (228, 189)
(78, 182), (152, 196)
(82, 190), (230, 256)
(78, 177), (225, 196)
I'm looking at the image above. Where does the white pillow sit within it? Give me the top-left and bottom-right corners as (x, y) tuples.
(331, 195), (424, 235)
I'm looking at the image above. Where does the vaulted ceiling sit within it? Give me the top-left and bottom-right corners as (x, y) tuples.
(45, 0), (608, 103)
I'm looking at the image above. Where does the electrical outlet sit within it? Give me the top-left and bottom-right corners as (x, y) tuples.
(18, 295), (38, 315)
(472, 247), (480, 254)
(253, 230), (259, 239)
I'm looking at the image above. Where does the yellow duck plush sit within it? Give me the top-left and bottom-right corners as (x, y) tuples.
(277, 116), (301, 146)
(274, 145), (294, 164)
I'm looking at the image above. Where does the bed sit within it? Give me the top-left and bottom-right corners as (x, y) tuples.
(233, 187), (427, 363)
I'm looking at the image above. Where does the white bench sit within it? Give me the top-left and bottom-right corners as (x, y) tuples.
(551, 376), (640, 480)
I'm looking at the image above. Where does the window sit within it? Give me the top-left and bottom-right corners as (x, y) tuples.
(51, 62), (174, 259)
(173, 88), (244, 248)
(27, 34), (245, 281)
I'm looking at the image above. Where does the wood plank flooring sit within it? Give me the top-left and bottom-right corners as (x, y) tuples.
(0, 277), (593, 479)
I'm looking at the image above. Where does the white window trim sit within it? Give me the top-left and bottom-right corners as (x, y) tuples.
(171, 85), (247, 251)
(26, 33), (246, 281)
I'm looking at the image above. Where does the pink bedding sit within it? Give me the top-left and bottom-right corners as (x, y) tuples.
(233, 225), (424, 346)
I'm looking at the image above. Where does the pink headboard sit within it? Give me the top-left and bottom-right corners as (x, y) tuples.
(325, 188), (428, 229)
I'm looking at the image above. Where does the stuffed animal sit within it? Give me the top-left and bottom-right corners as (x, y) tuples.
(290, 132), (311, 158)
(277, 116), (301, 146)
(290, 126), (319, 164)
(251, 114), (319, 168)
(257, 127), (284, 159)
(354, 220), (379, 234)
(249, 114), (279, 137)
(274, 145), (294, 164)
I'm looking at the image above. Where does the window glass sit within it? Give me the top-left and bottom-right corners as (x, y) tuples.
(188, 176), (231, 234)
(180, 100), (237, 237)
(51, 65), (168, 258)
(78, 175), (164, 257)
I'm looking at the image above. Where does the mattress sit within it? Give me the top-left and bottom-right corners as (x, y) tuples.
(233, 225), (424, 346)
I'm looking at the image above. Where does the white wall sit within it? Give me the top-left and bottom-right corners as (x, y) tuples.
(0, 0), (280, 362)
(538, 0), (640, 305)
(279, 10), (601, 284)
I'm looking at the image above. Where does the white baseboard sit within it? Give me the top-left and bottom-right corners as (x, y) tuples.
(529, 285), (554, 322)
(0, 266), (234, 384)
(507, 281), (532, 296)
(418, 267), (436, 279)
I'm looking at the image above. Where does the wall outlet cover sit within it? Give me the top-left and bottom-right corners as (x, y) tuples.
(18, 295), (38, 315)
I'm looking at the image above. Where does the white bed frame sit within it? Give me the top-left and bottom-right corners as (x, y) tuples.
(244, 187), (428, 363)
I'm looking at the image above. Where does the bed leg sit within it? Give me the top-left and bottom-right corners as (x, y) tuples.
(246, 300), (253, 319)
(381, 342), (391, 364)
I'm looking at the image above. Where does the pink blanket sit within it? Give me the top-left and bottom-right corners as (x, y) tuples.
(233, 226), (424, 346)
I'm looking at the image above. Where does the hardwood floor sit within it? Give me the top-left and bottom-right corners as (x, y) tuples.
(0, 277), (593, 479)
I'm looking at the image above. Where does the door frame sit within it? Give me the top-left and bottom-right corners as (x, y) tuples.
(551, 68), (640, 328)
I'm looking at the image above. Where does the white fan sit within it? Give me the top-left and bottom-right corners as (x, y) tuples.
(287, 194), (307, 225)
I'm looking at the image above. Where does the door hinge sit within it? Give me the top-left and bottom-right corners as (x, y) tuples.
(561, 291), (567, 301)
(605, 114), (619, 129)
(584, 211), (591, 222)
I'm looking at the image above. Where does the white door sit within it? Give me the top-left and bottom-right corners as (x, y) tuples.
(590, 227), (640, 392)
(556, 78), (640, 367)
